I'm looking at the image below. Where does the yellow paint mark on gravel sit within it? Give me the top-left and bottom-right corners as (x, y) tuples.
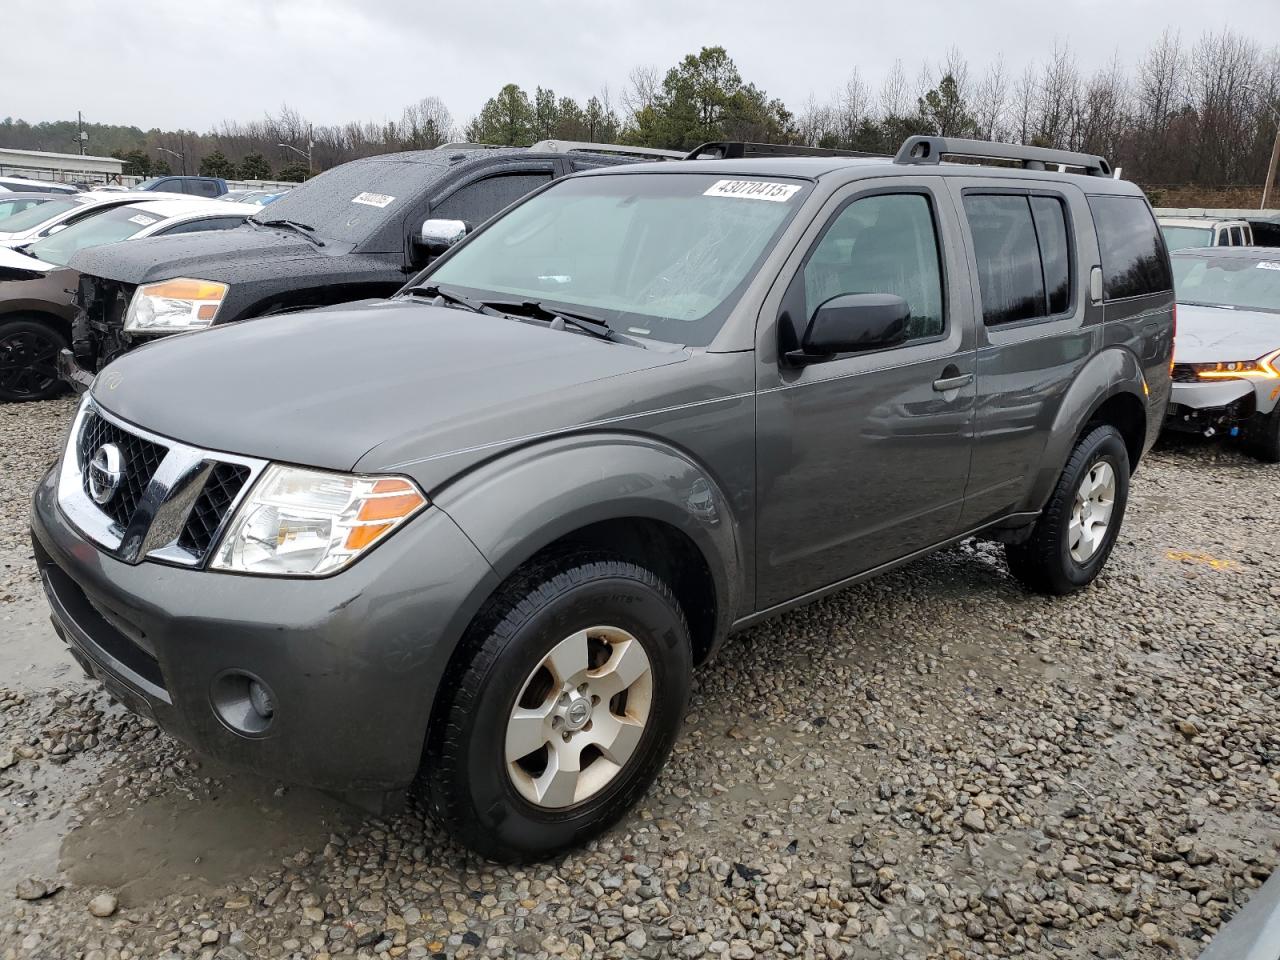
(1165, 550), (1234, 570)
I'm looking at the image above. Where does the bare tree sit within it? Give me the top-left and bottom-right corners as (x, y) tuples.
(621, 65), (661, 121)
(973, 56), (1010, 141)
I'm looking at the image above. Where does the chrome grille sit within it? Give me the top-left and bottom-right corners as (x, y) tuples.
(77, 411), (167, 530)
(58, 398), (265, 567)
(178, 463), (251, 556)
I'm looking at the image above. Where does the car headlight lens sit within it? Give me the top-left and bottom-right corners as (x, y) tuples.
(1192, 348), (1280, 380)
(123, 278), (228, 333)
(210, 465), (427, 576)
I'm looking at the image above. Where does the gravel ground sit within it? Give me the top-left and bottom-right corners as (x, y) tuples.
(1, 396), (1277, 960)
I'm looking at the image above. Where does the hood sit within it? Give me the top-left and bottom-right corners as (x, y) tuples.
(1174, 303), (1280, 363)
(0, 244), (54, 279)
(68, 225), (325, 285)
(92, 301), (689, 477)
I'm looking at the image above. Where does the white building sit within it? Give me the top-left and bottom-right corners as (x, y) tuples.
(0, 147), (124, 184)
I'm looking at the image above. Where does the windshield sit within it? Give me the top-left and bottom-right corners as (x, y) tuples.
(249, 158), (437, 244)
(26, 204), (160, 266)
(0, 197), (80, 233)
(1172, 256), (1280, 313)
(1161, 225), (1213, 251)
(420, 173), (809, 346)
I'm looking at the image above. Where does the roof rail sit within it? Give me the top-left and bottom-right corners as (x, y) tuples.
(434, 142), (509, 152)
(895, 136), (1113, 177)
(527, 140), (685, 160)
(686, 141), (883, 161)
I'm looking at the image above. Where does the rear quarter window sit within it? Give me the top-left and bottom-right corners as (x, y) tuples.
(1087, 196), (1172, 300)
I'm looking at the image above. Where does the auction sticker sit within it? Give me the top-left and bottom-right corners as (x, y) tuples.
(704, 179), (801, 202)
(1256, 261), (1280, 271)
(127, 214), (157, 226)
(352, 192), (395, 208)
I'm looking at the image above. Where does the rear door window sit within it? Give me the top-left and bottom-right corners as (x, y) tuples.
(963, 193), (1073, 324)
(190, 180), (221, 198)
(1087, 195), (1172, 300)
(1230, 226), (1245, 246)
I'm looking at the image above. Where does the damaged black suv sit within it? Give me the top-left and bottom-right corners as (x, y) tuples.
(58, 141), (678, 384)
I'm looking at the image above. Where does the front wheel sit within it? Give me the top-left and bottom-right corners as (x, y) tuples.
(1005, 424), (1130, 595)
(1244, 409), (1280, 463)
(0, 318), (67, 402)
(425, 555), (692, 861)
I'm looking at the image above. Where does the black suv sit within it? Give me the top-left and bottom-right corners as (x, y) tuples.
(32, 136), (1174, 861)
(58, 141), (680, 381)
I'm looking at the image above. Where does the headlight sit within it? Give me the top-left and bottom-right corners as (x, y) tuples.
(210, 465), (427, 576)
(123, 278), (228, 333)
(1191, 348), (1280, 380)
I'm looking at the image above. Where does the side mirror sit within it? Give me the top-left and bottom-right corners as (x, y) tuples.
(789, 293), (911, 364)
(417, 218), (466, 253)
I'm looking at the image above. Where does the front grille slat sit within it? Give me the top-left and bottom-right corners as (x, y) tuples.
(178, 463), (251, 556)
(78, 411), (167, 531)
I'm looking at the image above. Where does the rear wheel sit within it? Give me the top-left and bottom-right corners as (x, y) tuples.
(0, 318), (66, 402)
(1005, 424), (1130, 595)
(1244, 409), (1280, 463)
(425, 555), (692, 862)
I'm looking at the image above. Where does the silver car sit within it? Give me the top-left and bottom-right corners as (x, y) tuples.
(1166, 247), (1280, 460)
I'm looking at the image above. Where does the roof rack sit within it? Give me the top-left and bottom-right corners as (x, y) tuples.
(528, 140), (685, 160)
(434, 142), (509, 152)
(895, 136), (1113, 177)
(686, 141), (883, 161)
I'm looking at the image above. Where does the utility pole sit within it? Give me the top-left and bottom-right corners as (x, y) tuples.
(1247, 87), (1280, 210)
(76, 111), (87, 155)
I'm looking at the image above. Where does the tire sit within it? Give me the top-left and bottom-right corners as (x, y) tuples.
(1244, 410), (1280, 463)
(1005, 424), (1130, 595)
(0, 317), (67, 403)
(425, 554), (692, 862)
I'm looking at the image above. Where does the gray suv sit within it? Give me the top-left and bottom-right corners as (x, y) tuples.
(30, 136), (1175, 861)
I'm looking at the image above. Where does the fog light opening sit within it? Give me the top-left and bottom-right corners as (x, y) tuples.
(211, 671), (277, 737)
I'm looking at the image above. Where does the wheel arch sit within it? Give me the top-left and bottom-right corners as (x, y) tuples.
(1025, 346), (1149, 512)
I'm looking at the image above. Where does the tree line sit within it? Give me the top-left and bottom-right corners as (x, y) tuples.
(1, 29), (1276, 189)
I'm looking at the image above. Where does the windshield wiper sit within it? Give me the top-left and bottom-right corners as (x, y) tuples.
(488, 299), (647, 346)
(250, 218), (325, 247)
(402, 283), (508, 317)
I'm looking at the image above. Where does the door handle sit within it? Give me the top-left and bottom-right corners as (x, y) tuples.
(932, 372), (973, 392)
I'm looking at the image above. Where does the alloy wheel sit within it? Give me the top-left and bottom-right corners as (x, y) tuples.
(505, 625), (653, 809)
(1069, 460), (1116, 563)
(0, 328), (60, 398)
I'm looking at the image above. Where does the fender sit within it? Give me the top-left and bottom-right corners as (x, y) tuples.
(431, 431), (744, 651)
(1024, 345), (1147, 513)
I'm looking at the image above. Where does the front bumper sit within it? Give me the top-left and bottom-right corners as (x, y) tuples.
(1164, 380), (1257, 436)
(30, 464), (499, 795)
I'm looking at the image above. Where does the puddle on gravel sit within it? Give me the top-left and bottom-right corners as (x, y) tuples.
(0, 598), (86, 694)
(60, 764), (359, 905)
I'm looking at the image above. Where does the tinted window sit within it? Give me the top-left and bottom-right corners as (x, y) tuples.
(803, 193), (944, 341)
(431, 173), (553, 226)
(189, 180), (221, 198)
(157, 216), (247, 235)
(1088, 196), (1172, 300)
(1230, 226), (1245, 246)
(964, 195), (1045, 324)
(1031, 196), (1071, 315)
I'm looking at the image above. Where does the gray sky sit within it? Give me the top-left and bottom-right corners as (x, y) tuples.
(11, 0), (1279, 135)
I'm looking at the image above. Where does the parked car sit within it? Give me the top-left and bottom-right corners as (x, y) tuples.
(0, 175), (79, 195)
(0, 190), (185, 250)
(218, 189), (286, 205)
(1196, 868), (1280, 960)
(1165, 247), (1280, 459)
(61, 141), (680, 376)
(0, 199), (259, 401)
(31, 136), (1173, 860)
(134, 175), (228, 198)
(1159, 216), (1254, 251)
(0, 193), (61, 223)
(1247, 213), (1280, 247)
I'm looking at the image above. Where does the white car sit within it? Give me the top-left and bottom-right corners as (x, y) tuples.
(0, 191), (186, 249)
(0, 175), (79, 195)
(0, 199), (259, 401)
(1159, 216), (1254, 251)
(1165, 247), (1280, 460)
